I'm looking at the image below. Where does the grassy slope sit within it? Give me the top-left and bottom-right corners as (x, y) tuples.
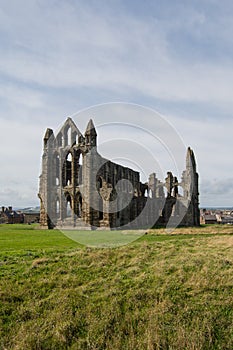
(0, 224), (233, 349)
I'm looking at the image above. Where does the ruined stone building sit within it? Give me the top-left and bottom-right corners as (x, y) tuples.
(0, 207), (24, 224)
(38, 118), (200, 229)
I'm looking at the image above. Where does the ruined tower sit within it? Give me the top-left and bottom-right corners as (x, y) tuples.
(180, 147), (200, 226)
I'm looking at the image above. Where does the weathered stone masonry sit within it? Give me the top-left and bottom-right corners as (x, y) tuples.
(38, 118), (200, 229)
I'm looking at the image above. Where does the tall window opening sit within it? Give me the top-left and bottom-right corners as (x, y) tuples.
(77, 153), (83, 186)
(56, 199), (60, 217)
(72, 131), (77, 145)
(67, 127), (72, 146)
(66, 195), (72, 217)
(56, 154), (60, 186)
(79, 153), (83, 165)
(57, 133), (62, 147)
(99, 195), (103, 220)
(97, 176), (103, 190)
(76, 193), (82, 218)
(65, 153), (72, 186)
(97, 177), (103, 220)
(178, 186), (184, 197)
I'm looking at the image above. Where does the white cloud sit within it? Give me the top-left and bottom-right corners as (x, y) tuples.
(0, 0), (232, 207)
(0, 118), (44, 206)
(0, 83), (45, 109)
(0, 1), (233, 111)
(201, 178), (233, 207)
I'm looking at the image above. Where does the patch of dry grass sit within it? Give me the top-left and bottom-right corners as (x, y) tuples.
(0, 225), (233, 349)
(149, 224), (233, 235)
(31, 257), (50, 268)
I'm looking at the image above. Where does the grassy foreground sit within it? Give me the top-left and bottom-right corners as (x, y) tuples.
(0, 224), (233, 349)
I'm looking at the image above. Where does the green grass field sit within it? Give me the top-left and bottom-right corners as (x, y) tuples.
(0, 224), (233, 349)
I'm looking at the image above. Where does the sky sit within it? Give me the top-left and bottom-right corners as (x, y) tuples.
(0, 0), (233, 208)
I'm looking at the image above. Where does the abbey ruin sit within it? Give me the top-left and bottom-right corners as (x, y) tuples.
(38, 118), (200, 229)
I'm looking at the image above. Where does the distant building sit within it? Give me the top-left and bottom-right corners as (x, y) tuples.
(201, 214), (218, 225)
(0, 206), (24, 224)
(221, 216), (233, 225)
(200, 208), (233, 225)
(23, 212), (40, 224)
